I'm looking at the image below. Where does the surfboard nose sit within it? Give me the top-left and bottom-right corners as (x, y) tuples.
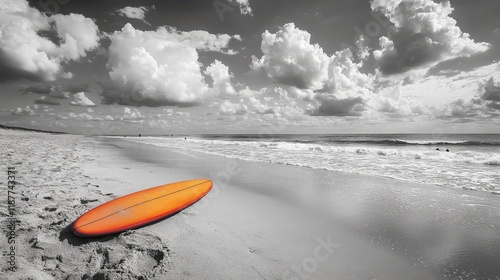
(195, 179), (213, 193)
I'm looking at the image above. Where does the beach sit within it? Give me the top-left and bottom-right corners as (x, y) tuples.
(1, 130), (500, 280)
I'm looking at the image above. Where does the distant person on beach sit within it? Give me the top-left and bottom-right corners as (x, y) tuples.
(446, 149), (449, 152)
(139, 134), (141, 137)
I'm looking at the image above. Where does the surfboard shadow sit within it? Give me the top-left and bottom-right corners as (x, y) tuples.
(59, 210), (184, 245)
(59, 222), (121, 246)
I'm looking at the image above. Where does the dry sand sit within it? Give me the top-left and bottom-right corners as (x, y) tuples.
(0, 131), (170, 279)
(1, 130), (500, 279)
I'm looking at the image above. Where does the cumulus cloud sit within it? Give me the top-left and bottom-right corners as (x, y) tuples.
(35, 96), (61, 105)
(253, 23), (330, 90)
(48, 83), (89, 99)
(439, 98), (486, 119)
(371, 0), (490, 75)
(0, 0), (56, 81)
(56, 108), (144, 122)
(56, 112), (116, 122)
(11, 105), (37, 116)
(372, 85), (426, 118)
(215, 86), (307, 118)
(480, 77), (500, 102)
(50, 14), (101, 60)
(311, 97), (365, 116)
(121, 107), (144, 122)
(55, 108), (145, 123)
(205, 60), (236, 98)
(438, 76), (500, 119)
(355, 35), (371, 61)
(19, 83), (88, 98)
(219, 100), (248, 115)
(311, 48), (374, 116)
(117, 6), (155, 24)
(213, 0), (253, 20)
(56, 112), (90, 121)
(0, 0), (100, 82)
(229, 0), (253, 16)
(61, 72), (73, 79)
(323, 49), (373, 97)
(253, 23), (374, 117)
(478, 77), (500, 115)
(247, 97), (274, 114)
(265, 87), (306, 120)
(207, 84), (274, 116)
(70, 92), (96, 107)
(49, 90), (71, 99)
(174, 30), (235, 53)
(102, 23), (237, 107)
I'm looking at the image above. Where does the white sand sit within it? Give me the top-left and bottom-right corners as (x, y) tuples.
(0, 131), (170, 279)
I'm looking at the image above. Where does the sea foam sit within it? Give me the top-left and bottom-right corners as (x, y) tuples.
(122, 135), (500, 195)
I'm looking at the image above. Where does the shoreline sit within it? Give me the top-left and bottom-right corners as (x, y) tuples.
(113, 135), (500, 199)
(106, 137), (500, 279)
(119, 134), (500, 196)
(1, 132), (499, 279)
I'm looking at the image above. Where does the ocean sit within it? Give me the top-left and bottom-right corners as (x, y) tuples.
(122, 134), (500, 195)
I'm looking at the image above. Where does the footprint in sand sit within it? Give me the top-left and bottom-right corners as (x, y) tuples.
(60, 231), (171, 280)
(80, 198), (99, 204)
(44, 206), (58, 212)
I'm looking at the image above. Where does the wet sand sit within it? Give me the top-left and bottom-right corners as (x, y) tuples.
(109, 137), (500, 280)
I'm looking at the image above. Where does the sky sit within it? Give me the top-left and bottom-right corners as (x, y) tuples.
(0, 0), (499, 135)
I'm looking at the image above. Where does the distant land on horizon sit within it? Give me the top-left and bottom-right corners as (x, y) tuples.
(0, 124), (66, 134)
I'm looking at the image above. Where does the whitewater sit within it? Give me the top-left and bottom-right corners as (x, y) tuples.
(122, 134), (500, 195)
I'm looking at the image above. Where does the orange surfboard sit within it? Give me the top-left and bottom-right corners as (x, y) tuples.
(72, 179), (212, 237)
